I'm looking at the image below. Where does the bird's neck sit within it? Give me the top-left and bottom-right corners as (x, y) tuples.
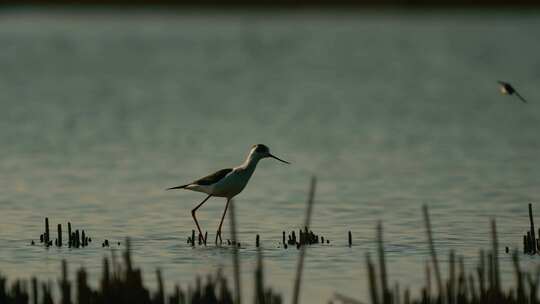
(240, 153), (261, 171)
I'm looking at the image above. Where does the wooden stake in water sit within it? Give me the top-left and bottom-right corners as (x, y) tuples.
(45, 217), (50, 246)
(67, 222), (72, 247)
(57, 224), (62, 247)
(256, 234), (260, 248)
(348, 231), (352, 247)
(527, 232), (532, 254)
(529, 203), (536, 254)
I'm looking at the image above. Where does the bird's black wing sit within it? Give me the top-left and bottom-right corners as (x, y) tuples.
(192, 168), (233, 185)
(166, 168), (233, 190)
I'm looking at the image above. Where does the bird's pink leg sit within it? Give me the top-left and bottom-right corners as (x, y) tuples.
(191, 195), (212, 243)
(215, 198), (230, 244)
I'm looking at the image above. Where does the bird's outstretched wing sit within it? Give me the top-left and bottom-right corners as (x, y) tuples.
(167, 168), (233, 190)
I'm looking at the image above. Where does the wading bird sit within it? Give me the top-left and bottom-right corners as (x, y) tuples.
(167, 144), (289, 244)
(498, 81), (528, 103)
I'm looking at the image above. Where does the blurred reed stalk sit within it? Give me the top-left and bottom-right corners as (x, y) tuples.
(254, 247), (282, 304)
(229, 199), (241, 304)
(376, 222), (390, 304)
(423, 204), (443, 296)
(291, 176), (316, 304)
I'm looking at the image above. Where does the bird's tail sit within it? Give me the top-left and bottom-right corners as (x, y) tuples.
(166, 184), (189, 190)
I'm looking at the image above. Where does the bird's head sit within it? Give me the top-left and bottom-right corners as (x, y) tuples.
(498, 80), (511, 95)
(249, 144), (290, 164)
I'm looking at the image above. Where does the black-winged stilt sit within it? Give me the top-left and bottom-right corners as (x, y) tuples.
(167, 144), (289, 244)
(498, 81), (528, 103)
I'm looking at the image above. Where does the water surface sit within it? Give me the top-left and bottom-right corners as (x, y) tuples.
(1, 9), (540, 303)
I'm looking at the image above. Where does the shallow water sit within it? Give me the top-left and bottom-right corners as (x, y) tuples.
(1, 8), (540, 303)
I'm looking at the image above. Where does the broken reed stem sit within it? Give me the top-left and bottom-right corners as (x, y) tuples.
(423, 205), (443, 297)
(228, 198), (241, 304)
(292, 176), (316, 304)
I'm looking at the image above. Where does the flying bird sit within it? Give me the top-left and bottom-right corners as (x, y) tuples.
(498, 81), (528, 103)
(167, 144), (289, 244)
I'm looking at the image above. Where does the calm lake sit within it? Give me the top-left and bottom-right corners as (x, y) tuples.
(1, 8), (540, 303)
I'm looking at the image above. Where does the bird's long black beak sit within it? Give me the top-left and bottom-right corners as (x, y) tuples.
(269, 153), (290, 164)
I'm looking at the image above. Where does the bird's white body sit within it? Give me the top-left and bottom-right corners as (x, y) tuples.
(185, 157), (258, 198)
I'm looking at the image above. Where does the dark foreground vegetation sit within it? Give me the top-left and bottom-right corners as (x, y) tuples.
(0, 240), (281, 304)
(349, 206), (540, 304)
